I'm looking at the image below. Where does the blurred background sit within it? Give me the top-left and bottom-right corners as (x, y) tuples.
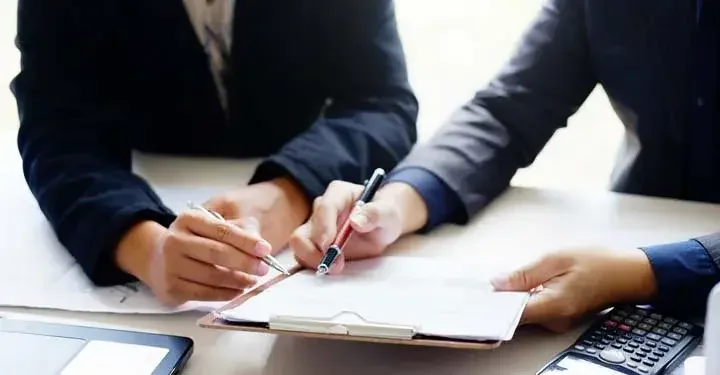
(0, 0), (624, 192)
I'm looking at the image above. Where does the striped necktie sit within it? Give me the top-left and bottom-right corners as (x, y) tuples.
(202, 0), (235, 111)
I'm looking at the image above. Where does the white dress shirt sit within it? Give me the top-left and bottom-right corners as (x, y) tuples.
(183, 0), (236, 110)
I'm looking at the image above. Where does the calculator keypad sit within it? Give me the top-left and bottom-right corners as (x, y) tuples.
(571, 306), (698, 374)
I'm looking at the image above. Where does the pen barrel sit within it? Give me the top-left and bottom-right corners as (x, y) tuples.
(357, 168), (385, 203)
(319, 245), (342, 268)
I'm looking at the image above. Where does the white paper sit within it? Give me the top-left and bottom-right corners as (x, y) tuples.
(60, 340), (169, 375)
(222, 256), (529, 341)
(0, 171), (295, 314)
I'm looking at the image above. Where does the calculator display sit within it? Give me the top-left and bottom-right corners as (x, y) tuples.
(540, 355), (626, 375)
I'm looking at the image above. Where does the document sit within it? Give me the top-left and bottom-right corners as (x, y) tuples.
(0, 180), (293, 314)
(221, 256), (529, 341)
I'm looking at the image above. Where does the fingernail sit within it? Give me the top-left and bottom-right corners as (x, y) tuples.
(350, 211), (368, 228)
(256, 261), (270, 276)
(490, 274), (509, 290)
(254, 240), (271, 256)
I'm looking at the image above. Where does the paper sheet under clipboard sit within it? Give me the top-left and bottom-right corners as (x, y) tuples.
(219, 256), (529, 342)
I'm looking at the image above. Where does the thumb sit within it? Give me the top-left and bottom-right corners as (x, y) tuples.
(491, 253), (572, 292)
(348, 201), (396, 233)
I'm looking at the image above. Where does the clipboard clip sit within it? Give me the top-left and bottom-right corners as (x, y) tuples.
(269, 311), (416, 340)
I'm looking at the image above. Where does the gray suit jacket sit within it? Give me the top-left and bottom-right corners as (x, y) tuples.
(396, 0), (720, 269)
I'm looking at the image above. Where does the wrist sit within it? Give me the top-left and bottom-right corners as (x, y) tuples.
(375, 182), (429, 235)
(612, 249), (658, 303)
(267, 177), (311, 225)
(115, 220), (166, 283)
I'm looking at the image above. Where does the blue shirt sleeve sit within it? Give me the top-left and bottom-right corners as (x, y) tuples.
(641, 239), (720, 316)
(385, 167), (465, 232)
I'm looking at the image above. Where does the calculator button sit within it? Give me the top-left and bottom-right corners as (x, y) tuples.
(643, 360), (655, 366)
(633, 337), (645, 343)
(638, 366), (650, 373)
(599, 349), (626, 364)
(645, 341), (657, 348)
(631, 355), (642, 362)
(628, 362), (638, 369)
(663, 317), (678, 324)
(661, 338), (677, 346)
(652, 328), (667, 335)
(583, 340), (593, 346)
(606, 334), (616, 340)
(668, 332), (683, 340)
(643, 318), (658, 325)
(610, 314), (624, 321)
(652, 350), (665, 357)
(650, 313), (663, 320)
(629, 342), (640, 348)
(619, 324), (631, 332)
(618, 338), (628, 344)
(659, 345), (671, 352)
(636, 352), (647, 358)
(658, 322), (673, 330)
(605, 320), (619, 328)
(615, 310), (629, 317)
(601, 339), (611, 345)
(630, 314), (643, 321)
(625, 319), (638, 326)
(587, 348), (598, 354)
(640, 346), (651, 353)
(611, 343), (622, 349)
(672, 327), (687, 335)
(648, 355), (660, 361)
(595, 344), (606, 349)
(638, 323), (653, 331)
(636, 309), (649, 316)
(591, 335), (601, 340)
(646, 333), (662, 341)
(574, 345), (586, 351)
(623, 347), (635, 353)
(632, 328), (647, 336)
(678, 322), (693, 330)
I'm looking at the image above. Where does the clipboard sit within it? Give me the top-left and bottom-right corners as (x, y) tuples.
(198, 262), (520, 350)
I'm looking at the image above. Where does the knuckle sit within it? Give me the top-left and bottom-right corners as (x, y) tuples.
(215, 222), (234, 242)
(327, 180), (346, 191)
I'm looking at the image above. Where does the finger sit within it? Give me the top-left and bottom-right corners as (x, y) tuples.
(176, 210), (272, 257)
(310, 181), (363, 249)
(176, 234), (269, 276)
(491, 253), (573, 291)
(171, 277), (242, 302)
(348, 201), (396, 233)
(519, 292), (564, 326)
(290, 224), (324, 269)
(173, 256), (257, 290)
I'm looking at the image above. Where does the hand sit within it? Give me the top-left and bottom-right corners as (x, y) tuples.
(290, 180), (429, 274)
(116, 211), (273, 306)
(491, 249), (658, 332)
(203, 177), (311, 252)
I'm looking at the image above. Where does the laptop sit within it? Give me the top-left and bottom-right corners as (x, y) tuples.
(0, 318), (193, 375)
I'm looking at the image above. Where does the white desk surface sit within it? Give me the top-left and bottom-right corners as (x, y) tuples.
(1, 129), (718, 374)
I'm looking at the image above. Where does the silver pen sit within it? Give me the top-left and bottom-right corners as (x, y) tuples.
(186, 201), (290, 275)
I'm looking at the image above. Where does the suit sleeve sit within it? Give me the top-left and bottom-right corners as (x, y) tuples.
(391, 0), (597, 223)
(641, 237), (720, 316)
(250, 0), (418, 200)
(13, 0), (175, 286)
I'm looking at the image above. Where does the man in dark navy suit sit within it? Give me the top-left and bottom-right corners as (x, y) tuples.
(293, 0), (720, 330)
(12, 0), (417, 305)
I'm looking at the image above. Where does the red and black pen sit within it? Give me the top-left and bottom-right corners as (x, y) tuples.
(316, 168), (386, 276)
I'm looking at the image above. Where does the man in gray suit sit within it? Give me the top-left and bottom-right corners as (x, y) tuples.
(291, 0), (720, 330)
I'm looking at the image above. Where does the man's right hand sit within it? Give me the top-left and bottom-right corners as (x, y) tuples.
(116, 210), (273, 306)
(290, 180), (429, 274)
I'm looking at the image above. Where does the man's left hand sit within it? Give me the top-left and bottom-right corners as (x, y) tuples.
(204, 177), (311, 253)
(491, 248), (658, 332)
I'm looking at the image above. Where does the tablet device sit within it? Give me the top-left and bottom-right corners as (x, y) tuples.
(0, 318), (193, 375)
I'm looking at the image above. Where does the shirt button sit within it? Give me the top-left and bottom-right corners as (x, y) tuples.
(697, 97), (705, 107)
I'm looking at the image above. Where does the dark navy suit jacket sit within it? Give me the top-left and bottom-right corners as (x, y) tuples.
(390, 0), (720, 315)
(12, 0), (417, 285)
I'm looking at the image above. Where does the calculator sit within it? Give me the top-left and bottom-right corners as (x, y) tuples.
(537, 305), (703, 375)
